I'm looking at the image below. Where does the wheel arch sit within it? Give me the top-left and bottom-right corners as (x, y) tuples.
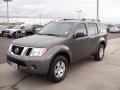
(52, 51), (71, 65)
(98, 37), (107, 48)
(100, 41), (106, 48)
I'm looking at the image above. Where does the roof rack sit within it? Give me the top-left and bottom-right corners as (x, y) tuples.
(61, 19), (79, 21)
(60, 18), (100, 22)
(81, 18), (100, 22)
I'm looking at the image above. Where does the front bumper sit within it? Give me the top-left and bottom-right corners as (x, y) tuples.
(7, 53), (52, 74)
(5, 33), (12, 37)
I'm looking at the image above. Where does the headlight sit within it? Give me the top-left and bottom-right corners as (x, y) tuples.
(8, 44), (13, 52)
(30, 48), (48, 56)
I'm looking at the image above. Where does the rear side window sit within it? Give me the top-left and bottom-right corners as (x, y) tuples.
(75, 23), (87, 36)
(87, 23), (98, 36)
(20, 26), (25, 29)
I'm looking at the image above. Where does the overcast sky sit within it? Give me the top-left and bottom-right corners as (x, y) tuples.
(0, 0), (120, 23)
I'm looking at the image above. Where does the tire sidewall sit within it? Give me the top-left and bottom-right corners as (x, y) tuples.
(13, 32), (17, 38)
(13, 32), (20, 38)
(94, 44), (105, 61)
(98, 44), (105, 60)
(48, 56), (68, 82)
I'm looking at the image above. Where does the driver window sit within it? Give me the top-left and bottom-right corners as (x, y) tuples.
(75, 23), (87, 36)
(20, 26), (25, 29)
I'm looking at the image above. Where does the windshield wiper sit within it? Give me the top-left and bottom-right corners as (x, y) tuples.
(38, 33), (61, 37)
(45, 34), (61, 37)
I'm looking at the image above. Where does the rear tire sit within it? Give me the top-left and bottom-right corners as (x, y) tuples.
(47, 55), (68, 83)
(94, 44), (105, 61)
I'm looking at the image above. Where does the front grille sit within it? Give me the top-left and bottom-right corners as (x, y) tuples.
(26, 48), (32, 56)
(7, 56), (26, 67)
(11, 45), (24, 55)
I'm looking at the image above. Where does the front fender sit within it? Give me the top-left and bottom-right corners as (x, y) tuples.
(45, 45), (72, 63)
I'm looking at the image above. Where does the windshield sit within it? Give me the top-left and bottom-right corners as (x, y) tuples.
(38, 22), (74, 37)
(26, 25), (33, 29)
(8, 26), (14, 29)
(13, 25), (21, 29)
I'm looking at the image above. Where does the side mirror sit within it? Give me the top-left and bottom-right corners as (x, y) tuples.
(73, 32), (85, 39)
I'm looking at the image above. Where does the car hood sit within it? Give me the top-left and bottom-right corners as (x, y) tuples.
(12, 35), (66, 48)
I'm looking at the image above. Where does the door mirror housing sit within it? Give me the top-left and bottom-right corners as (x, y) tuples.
(73, 32), (85, 39)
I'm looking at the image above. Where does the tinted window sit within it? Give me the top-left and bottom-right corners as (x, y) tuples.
(8, 26), (14, 29)
(87, 23), (98, 35)
(75, 23), (87, 36)
(20, 26), (25, 29)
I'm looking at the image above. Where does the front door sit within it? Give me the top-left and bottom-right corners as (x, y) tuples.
(73, 23), (90, 61)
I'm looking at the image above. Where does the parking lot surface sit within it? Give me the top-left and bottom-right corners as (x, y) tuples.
(0, 38), (13, 64)
(0, 34), (120, 90)
(107, 33), (120, 39)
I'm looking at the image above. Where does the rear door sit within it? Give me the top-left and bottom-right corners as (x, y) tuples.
(87, 23), (99, 54)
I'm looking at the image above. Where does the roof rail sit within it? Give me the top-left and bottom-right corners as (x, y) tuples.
(81, 18), (100, 22)
(61, 19), (79, 21)
(60, 18), (100, 22)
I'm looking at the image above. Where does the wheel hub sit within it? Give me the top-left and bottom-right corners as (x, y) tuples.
(54, 61), (65, 78)
(99, 47), (104, 58)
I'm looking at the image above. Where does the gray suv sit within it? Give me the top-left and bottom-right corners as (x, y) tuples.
(7, 20), (107, 82)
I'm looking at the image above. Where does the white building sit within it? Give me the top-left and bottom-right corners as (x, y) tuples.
(0, 17), (54, 25)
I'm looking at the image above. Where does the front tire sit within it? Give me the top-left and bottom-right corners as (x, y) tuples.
(12, 32), (17, 38)
(13, 32), (22, 38)
(47, 56), (68, 83)
(94, 44), (105, 61)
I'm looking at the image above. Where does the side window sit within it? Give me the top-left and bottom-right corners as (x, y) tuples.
(20, 26), (25, 29)
(87, 23), (98, 36)
(75, 23), (87, 36)
(98, 23), (107, 33)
